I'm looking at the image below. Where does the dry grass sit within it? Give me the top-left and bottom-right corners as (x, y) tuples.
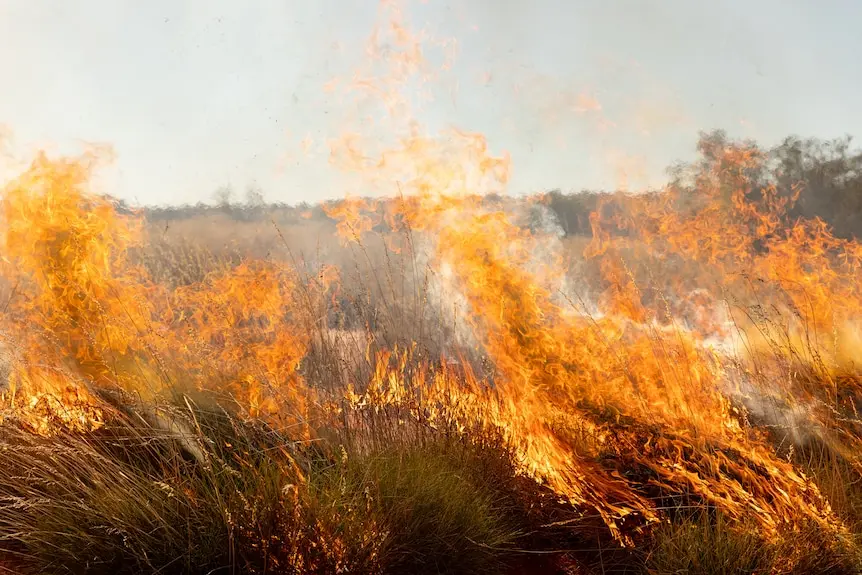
(1, 203), (861, 574)
(0, 389), (547, 574)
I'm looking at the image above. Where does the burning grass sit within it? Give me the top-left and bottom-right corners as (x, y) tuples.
(1, 11), (861, 565)
(0, 389), (539, 574)
(0, 137), (861, 573)
(3, 0), (862, 569)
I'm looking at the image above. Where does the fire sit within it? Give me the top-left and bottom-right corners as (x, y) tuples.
(166, 260), (310, 426)
(318, 0), (854, 545)
(0, 0), (860, 560)
(327, 126), (846, 542)
(0, 149), (147, 427)
(0, 150), (310, 434)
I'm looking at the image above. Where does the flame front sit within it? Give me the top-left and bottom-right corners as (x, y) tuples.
(328, 125), (847, 542)
(0, 150), (311, 435)
(1, 0), (860, 558)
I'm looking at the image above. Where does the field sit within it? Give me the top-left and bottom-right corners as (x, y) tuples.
(0, 130), (861, 575)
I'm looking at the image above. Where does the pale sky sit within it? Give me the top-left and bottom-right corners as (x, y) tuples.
(0, 0), (860, 206)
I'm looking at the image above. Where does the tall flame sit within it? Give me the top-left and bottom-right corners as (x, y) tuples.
(0, 0), (859, 555)
(0, 151), (310, 434)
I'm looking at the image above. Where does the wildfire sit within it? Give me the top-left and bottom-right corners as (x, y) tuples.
(0, 150), (311, 435)
(326, 124), (849, 542)
(0, 0), (860, 559)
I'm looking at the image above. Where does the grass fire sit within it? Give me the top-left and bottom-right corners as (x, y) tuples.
(1, 2), (862, 574)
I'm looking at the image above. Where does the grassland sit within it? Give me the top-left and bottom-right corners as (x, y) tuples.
(2, 137), (862, 574)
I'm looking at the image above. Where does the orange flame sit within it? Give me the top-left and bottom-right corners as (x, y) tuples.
(0, 0), (857, 554)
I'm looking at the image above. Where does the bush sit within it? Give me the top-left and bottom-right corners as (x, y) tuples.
(309, 439), (524, 574)
(0, 392), (537, 574)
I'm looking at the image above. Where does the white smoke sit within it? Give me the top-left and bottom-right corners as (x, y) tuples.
(410, 194), (577, 362)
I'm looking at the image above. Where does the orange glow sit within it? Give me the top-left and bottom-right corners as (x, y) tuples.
(0, 0), (858, 556)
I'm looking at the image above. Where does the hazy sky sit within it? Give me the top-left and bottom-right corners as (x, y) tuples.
(0, 0), (860, 206)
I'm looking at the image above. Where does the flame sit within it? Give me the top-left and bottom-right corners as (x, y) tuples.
(0, 0), (859, 558)
(0, 151), (310, 434)
(0, 149), (149, 425)
(167, 260), (310, 426)
(320, 0), (851, 545)
(329, 135), (844, 541)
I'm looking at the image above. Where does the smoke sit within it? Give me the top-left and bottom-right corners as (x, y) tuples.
(414, 194), (574, 362)
(722, 364), (819, 447)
